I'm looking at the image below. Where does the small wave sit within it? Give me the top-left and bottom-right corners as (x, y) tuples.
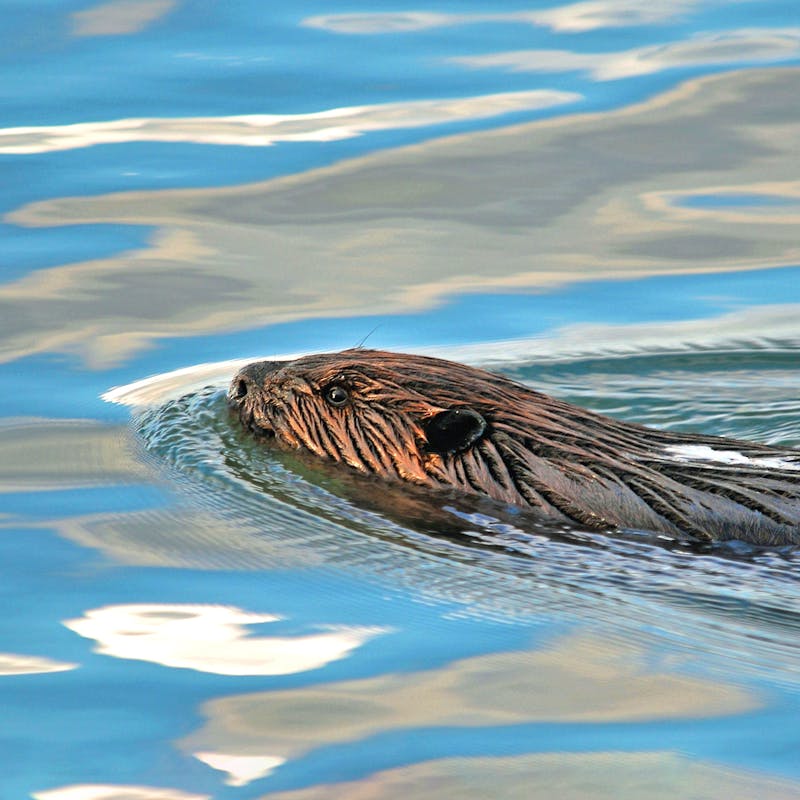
(126, 341), (800, 686)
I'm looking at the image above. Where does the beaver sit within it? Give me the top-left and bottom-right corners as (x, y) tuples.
(228, 349), (800, 545)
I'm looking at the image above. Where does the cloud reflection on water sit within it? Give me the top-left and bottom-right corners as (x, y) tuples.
(0, 419), (148, 493)
(0, 653), (77, 676)
(303, 1), (708, 34)
(64, 604), (386, 675)
(452, 28), (800, 80)
(33, 786), (207, 800)
(250, 752), (800, 799)
(646, 182), (800, 223)
(180, 633), (758, 779)
(51, 506), (326, 570)
(0, 91), (579, 155)
(3, 68), (798, 368)
(71, 0), (179, 37)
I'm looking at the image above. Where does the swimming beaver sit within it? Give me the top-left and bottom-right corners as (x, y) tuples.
(229, 349), (800, 545)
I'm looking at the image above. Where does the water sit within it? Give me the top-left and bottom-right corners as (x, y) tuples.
(2, 1), (800, 798)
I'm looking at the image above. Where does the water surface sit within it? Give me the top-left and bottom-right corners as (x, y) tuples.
(1, 1), (799, 798)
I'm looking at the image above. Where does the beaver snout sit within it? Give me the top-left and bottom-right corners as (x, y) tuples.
(228, 360), (284, 405)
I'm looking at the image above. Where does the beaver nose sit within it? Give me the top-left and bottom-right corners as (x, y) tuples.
(229, 360), (284, 403)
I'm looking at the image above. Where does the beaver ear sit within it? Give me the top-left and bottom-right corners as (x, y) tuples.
(424, 408), (487, 455)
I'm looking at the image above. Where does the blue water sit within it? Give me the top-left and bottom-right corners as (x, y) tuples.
(680, 193), (797, 209)
(2, 2), (800, 799)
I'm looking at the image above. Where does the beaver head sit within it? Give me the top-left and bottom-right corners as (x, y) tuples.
(229, 348), (800, 544)
(229, 349), (495, 485)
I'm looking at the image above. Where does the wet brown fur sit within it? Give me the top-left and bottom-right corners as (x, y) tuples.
(229, 349), (800, 545)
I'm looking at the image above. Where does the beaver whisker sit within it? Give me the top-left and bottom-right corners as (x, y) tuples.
(298, 396), (340, 461)
(342, 414), (377, 473)
(360, 413), (409, 477)
(241, 409), (274, 439)
(229, 349), (800, 546)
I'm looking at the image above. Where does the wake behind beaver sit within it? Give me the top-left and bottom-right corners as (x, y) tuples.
(228, 349), (800, 546)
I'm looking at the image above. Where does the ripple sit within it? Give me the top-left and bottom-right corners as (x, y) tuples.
(130, 343), (800, 686)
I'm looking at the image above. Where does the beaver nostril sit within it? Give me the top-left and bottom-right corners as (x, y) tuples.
(230, 360), (286, 404)
(234, 379), (248, 400)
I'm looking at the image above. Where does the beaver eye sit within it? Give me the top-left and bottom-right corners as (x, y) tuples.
(325, 385), (349, 407)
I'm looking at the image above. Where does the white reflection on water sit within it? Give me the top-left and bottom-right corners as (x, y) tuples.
(452, 28), (800, 80)
(64, 604), (386, 675)
(193, 751), (285, 787)
(0, 90), (579, 155)
(524, 0), (710, 32)
(0, 653), (77, 676)
(664, 443), (800, 470)
(303, 1), (705, 34)
(33, 786), (207, 800)
(102, 357), (286, 408)
(304, 11), (454, 34)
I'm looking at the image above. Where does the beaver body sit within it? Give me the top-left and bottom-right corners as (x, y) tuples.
(229, 349), (800, 545)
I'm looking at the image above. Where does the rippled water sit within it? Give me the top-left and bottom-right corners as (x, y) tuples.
(133, 347), (800, 647)
(2, 1), (800, 799)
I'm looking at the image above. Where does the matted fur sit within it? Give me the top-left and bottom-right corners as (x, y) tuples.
(229, 349), (800, 545)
